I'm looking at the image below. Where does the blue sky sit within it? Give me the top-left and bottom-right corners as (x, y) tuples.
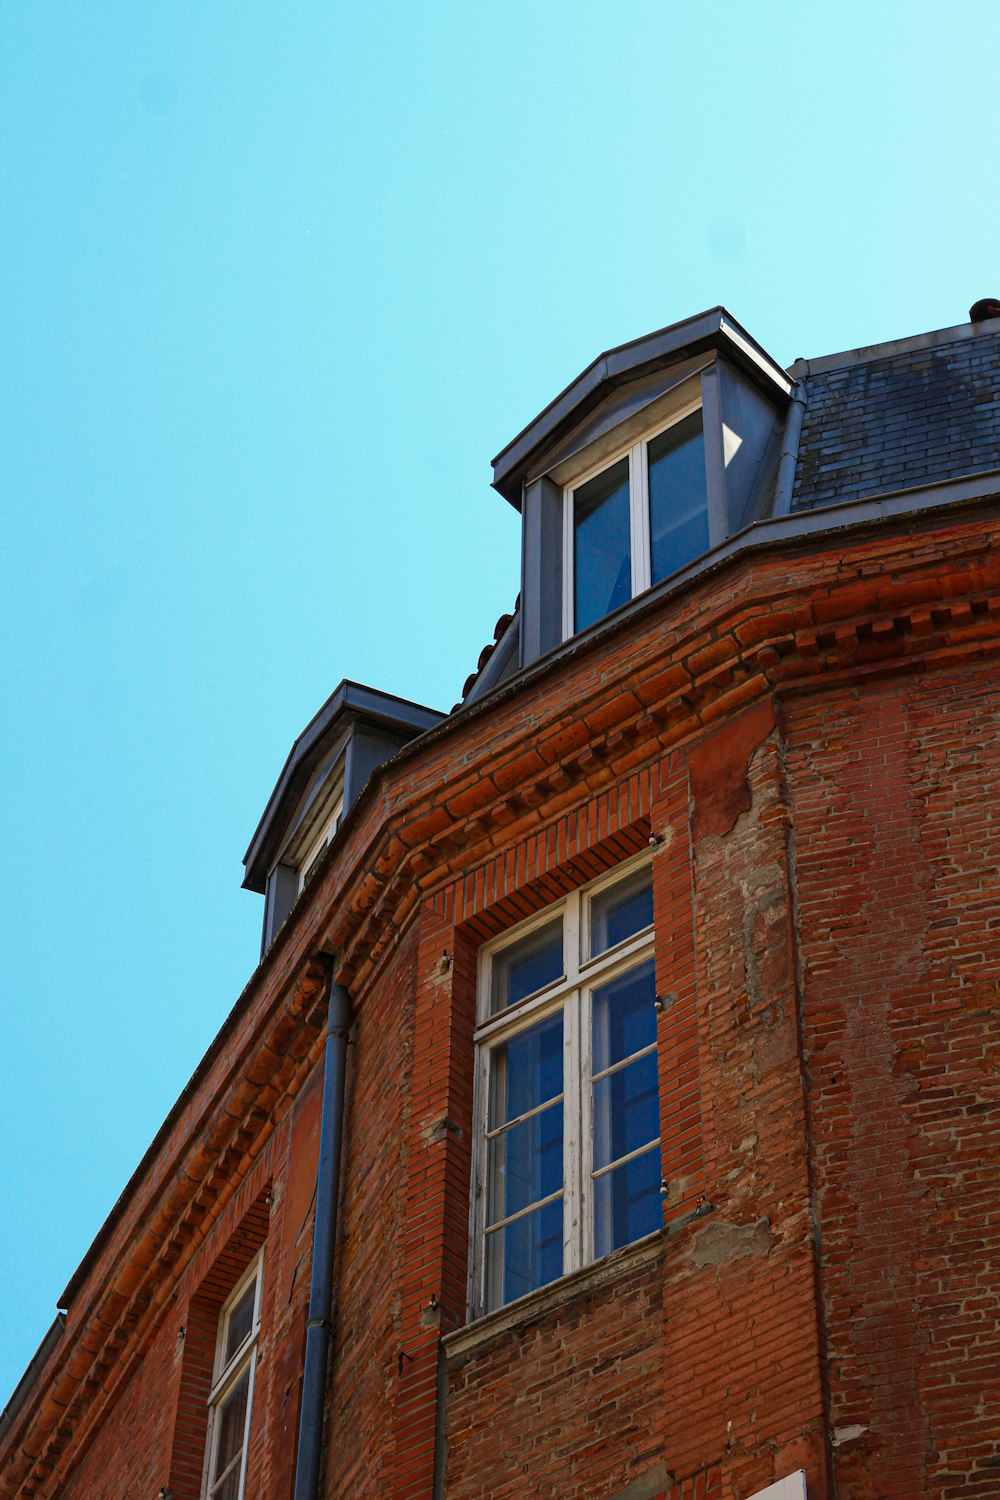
(2, 1), (998, 1400)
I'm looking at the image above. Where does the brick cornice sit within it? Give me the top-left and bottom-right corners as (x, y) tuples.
(321, 512), (1000, 993)
(1, 958), (330, 1499)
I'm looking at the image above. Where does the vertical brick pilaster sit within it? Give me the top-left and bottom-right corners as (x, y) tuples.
(653, 748), (706, 1222)
(391, 899), (475, 1500)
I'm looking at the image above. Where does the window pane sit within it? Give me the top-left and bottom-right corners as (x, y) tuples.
(489, 1011), (563, 1129)
(593, 1052), (660, 1170)
(574, 457), (631, 631)
(592, 959), (657, 1074)
(214, 1463), (245, 1500)
(491, 919), (563, 1013)
(486, 1196), (563, 1309)
(211, 1365), (250, 1489)
(589, 869), (653, 956)
(648, 412), (709, 584)
(224, 1281), (256, 1365)
(593, 1145), (662, 1258)
(487, 1100), (563, 1223)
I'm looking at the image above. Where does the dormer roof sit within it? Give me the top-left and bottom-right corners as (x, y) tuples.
(242, 680), (443, 894)
(491, 306), (793, 507)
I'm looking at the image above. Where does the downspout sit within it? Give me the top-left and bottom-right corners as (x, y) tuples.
(771, 371), (809, 518)
(293, 970), (352, 1500)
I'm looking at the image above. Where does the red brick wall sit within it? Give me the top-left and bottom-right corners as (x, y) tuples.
(321, 921), (421, 1498)
(445, 1249), (666, 1499)
(789, 668), (1000, 1499)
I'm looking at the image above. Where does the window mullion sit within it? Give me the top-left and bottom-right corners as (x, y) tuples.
(562, 483), (575, 641)
(470, 1043), (491, 1313)
(631, 440), (651, 596)
(579, 984), (594, 1267)
(234, 1354), (257, 1500)
(562, 989), (581, 1277)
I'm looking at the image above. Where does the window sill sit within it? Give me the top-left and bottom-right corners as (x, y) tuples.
(443, 1231), (664, 1365)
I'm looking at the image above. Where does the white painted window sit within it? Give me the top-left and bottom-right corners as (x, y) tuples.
(202, 1253), (263, 1500)
(297, 797), (344, 894)
(471, 858), (661, 1315)
(562, 399), (708, 637)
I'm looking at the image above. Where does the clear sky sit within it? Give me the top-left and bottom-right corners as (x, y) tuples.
(2, 0), (998, 1401)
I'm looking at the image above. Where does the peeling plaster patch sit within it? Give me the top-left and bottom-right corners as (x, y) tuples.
(688, 1216), (775, 1269)
(832, 1423), (868, 1447)
(690, 701), (775, 841)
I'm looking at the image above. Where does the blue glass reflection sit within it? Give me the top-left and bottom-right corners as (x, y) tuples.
(487, 1197), (564, 1308)
(491, 1012), (563, 1128)
(648, 412), (709, 583)
(592, 959), (656, 1073)
(593, 1146), (662, 1258)
(492, 919), (563, 1011)
(574, 457), (631, 631)
(487, 1100), (563, 1223)
(591, 871), (653, 955)
(592, 1053), (660, 1171)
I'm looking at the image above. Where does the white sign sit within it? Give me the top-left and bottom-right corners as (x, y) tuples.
(748, 1474), (807, 1500)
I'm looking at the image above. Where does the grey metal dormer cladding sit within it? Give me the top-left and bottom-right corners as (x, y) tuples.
(491, 308), (793, 669)
(243, 680), (444, 955)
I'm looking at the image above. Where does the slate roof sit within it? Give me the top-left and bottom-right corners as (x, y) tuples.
(790, 323), (1000, 512)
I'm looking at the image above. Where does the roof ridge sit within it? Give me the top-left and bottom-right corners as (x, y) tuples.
(789, 314), (1000, 379)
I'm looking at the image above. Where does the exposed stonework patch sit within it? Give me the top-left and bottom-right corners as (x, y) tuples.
(609, 1462), (669, 1500)
(424, 1114), (464, 1145)
(687, 1217), (775, 1270)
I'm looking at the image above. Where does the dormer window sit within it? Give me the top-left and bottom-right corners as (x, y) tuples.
(297, 798), (344, 894)
(491, 308), (793, 672)
(566, 403), (707, 634)
(243, 681), (444, 957)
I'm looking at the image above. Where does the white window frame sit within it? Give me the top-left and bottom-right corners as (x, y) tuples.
(297, 796), (344, 894)
(469, 855), (660, 1317)
(561, 394), (704, 640)
(201, 1252), (264, 1500)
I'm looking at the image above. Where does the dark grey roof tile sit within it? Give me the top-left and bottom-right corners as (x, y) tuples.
(791, 329), (1000, 512)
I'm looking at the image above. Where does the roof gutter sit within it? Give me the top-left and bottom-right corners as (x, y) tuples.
(0, 1314), (65, 1447)
(293, 969), (352, 1500)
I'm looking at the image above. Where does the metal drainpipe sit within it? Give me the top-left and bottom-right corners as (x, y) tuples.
(292, 971), (352, 1500)
(771, 374), (808, 518)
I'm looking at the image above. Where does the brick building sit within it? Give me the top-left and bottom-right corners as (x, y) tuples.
(3, 303), (1000, 1500)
